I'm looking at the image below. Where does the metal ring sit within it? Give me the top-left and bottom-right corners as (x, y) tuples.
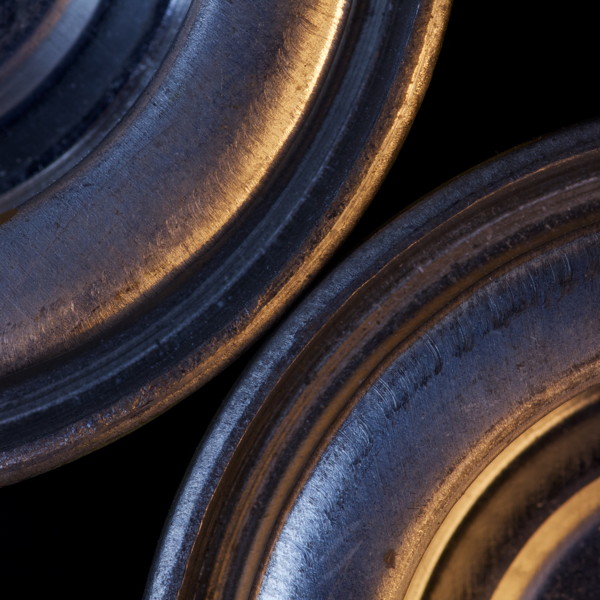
(0, 0), (450, 484)
(0, 0), (189, 205)
(145, 121), (600, 598)
(0, 0), (101, 119)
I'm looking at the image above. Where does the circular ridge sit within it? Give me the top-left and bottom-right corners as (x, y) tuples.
(146, 119), (600, 598)
(0, 0), (450, 484)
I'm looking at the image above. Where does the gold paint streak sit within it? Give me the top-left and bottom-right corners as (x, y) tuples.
(491, 477), (600, 600)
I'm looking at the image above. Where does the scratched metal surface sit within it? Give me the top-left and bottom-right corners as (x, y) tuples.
(1, 2), (600, 597)
(0, 0), (449, 484)
(146, 121), (600, 598)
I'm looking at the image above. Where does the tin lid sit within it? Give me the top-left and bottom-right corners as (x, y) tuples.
(147, 120), (600, 599)
(0, 0), (450, 484)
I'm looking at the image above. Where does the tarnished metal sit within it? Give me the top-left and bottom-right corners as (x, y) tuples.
(146, 121), (600, 599)
(0, 0), (450, 484)
(0, 0), (189, 204)
(0, 0), (101, 119)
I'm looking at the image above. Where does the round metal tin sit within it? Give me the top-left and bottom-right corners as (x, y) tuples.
(0, 0), (450, 484)
(146, 121), (600, 599)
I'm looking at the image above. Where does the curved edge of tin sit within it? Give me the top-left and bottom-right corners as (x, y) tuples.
(0, 0), (452, 486)
(143, 119), (600, 598)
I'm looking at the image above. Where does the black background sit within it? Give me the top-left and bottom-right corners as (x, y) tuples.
(1, 1), (599, 598)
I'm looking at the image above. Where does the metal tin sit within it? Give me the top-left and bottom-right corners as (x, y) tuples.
(146, 121), (600, 599)
(0, 0), (450, 484)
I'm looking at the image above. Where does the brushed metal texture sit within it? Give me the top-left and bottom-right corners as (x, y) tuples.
(0, 0), (101, 118)
(0, 0), (450, 483)
(147, 121), (600, 599)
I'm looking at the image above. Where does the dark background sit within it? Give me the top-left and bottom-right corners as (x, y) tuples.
(1, 1), (599, 597)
